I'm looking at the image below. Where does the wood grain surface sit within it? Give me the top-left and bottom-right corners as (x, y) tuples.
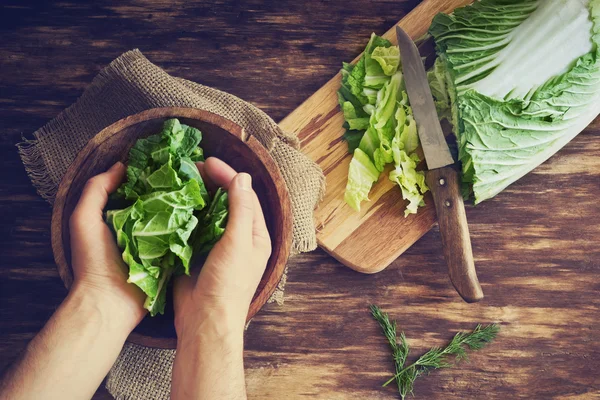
(1, 1), (599, 399)
(51, 107), (292, 349)
(279, 0), (474, 274)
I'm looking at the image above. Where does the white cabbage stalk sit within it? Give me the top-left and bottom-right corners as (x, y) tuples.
(430, 0), (600, 203)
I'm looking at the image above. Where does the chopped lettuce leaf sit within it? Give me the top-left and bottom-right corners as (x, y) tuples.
(338, 34), (428, 216)
(146, 156), (182, 190)
(178, 157), (210, 203)
(371, 46), (400, 76)
(346, 57), (369, 106)
(342, 101), (370, 130)
(388, 97), (429, 216)
(374, 71), (403, 130)
(343, 130), (364, 153)
(194, 188), (229, 254)
(389, 151), (428, 217)
(358, 126), (381, 160)
(364, 34), (393, 90)
(372, 71), (404, 171)
(392, 102), (419, 155)
(344, 148), (380, 212)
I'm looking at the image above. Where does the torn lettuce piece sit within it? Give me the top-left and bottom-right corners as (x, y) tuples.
(392, 101), (419, 155)
(162, 118), (202, 158)
(371, 71), (404, 171)
(371, 46), (400, 76)
(194, 188), (229, 254)
(389, 151), (428, 217)
(343, 130), (364, 154)
(117, 134), (162, 200)
(178, 157), (209, 204)
(170, 215), (199, 274)
(143, 255), (175, 317)
(358, 126), (380, 160)
(364, 33), (393, 90)
(344, 148), (380, 211)
(127, 256), (159, 299)
(388, 98), (428, 216)
(345, 57), (369, 106)
(140, 180), (205, 214)
(146, 156), (182, 190)
(341, 101), (370, 131)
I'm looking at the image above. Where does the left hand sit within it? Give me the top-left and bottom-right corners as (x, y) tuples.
(69, 162), (146, 328)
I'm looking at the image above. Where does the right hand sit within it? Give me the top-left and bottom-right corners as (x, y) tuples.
(173, 157), (272, 336)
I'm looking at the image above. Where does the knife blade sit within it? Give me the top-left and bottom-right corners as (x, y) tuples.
(396, 25), (483, 303)
(395, 26), (454, 170)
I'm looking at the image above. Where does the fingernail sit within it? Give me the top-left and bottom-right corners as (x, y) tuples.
(238, 173), (252, 191)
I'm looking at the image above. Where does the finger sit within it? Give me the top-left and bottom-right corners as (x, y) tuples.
(73, 162), (126, 218)
(223, 173), (254, 244)
(195, 161), (206, 180)
(195, 161), (217, 193)
(205, 158), (269, 248)
(251, 192), (271, 249)
(203, 157), (237, 189)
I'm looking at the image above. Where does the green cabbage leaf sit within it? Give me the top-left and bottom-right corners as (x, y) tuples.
(429, 0), (600, 203)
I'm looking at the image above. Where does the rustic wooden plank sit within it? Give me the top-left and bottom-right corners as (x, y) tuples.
(1, 1), (599, 399)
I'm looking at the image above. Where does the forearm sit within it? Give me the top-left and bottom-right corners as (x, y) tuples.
(0, 285), (135, 400)
(172, 306), (246, 400)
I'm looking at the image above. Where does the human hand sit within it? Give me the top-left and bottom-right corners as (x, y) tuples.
(69, 162), (146, 330)
(173, 157), (272, 336)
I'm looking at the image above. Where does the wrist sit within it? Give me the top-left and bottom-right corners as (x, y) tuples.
(175, 301), (246, 347)
(68, 282), (142, 336)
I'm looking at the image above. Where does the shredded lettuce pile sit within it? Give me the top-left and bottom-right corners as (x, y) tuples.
(429, 0), (600, 203)
(106, 119), (228, 316)
(338, 34), (428, 215)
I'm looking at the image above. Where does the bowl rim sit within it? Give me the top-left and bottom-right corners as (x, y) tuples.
(50, 107), (292, 349)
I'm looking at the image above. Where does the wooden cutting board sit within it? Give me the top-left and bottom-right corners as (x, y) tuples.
(279, 0), (474, 273)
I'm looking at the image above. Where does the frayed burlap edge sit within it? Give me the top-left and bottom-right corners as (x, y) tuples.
(16, 49), (315, 206)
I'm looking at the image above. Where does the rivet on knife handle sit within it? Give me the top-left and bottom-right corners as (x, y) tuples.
(425, 166), (483, 303)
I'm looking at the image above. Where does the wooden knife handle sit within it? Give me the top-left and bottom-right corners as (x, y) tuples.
(426, 166), (483, 303)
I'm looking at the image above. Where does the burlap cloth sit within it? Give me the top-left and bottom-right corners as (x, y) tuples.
(17, 49), (324, 400)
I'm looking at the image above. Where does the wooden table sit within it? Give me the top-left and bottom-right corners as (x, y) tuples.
(1, 1), (599, 398)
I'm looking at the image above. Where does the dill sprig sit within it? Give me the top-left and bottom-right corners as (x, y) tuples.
(370, 305), (499, 399)
(370, 305), (410, 397)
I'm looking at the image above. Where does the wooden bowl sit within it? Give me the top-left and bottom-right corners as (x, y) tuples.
(51, 107), (292, 348)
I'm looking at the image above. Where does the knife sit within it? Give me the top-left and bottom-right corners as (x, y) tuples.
(396, 26), (483, 303)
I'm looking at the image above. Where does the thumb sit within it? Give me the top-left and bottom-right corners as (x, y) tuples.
(223, 173), (254, 245)
(71, 162), (126, 222)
